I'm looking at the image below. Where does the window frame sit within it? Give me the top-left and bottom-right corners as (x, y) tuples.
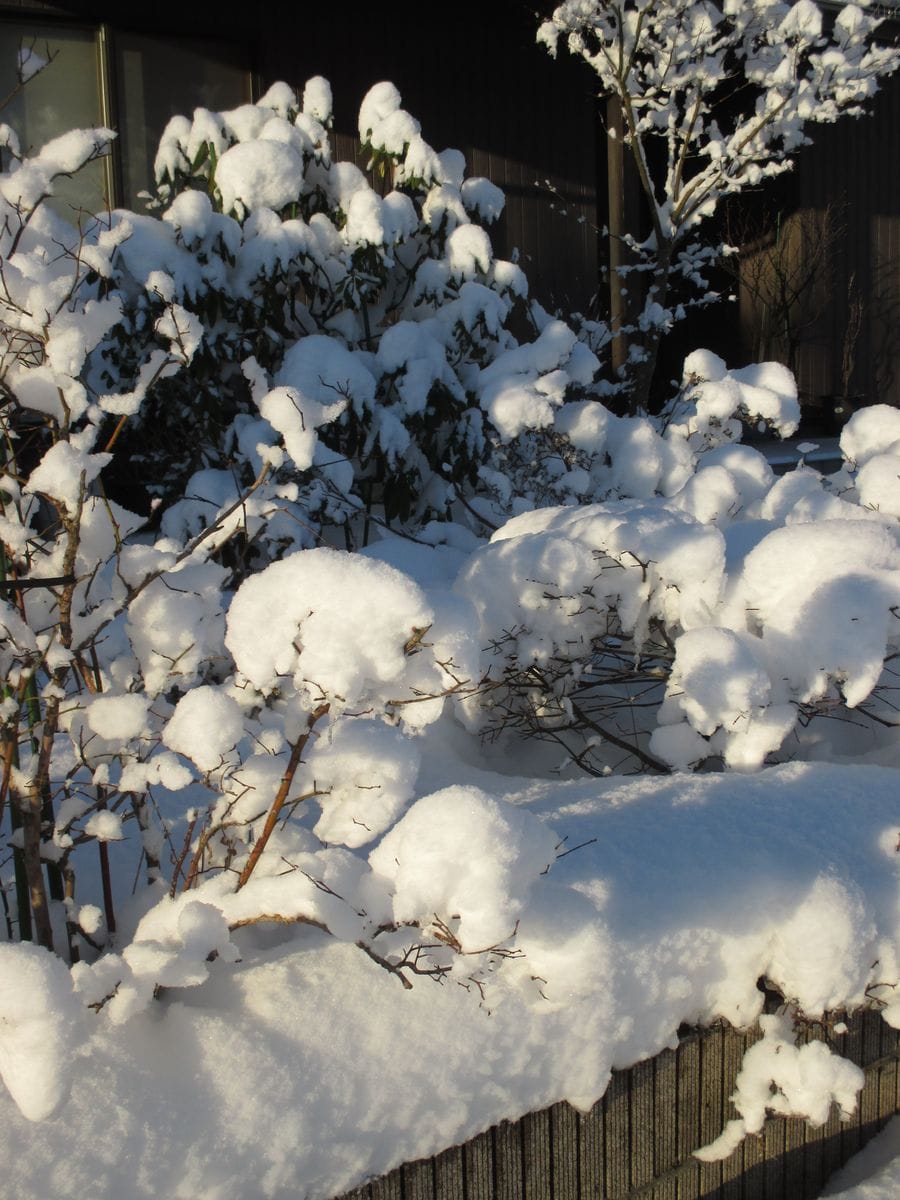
(0, 6), (257, 210)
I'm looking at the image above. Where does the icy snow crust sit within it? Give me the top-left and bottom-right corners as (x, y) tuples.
(0, 762), (896, 1200)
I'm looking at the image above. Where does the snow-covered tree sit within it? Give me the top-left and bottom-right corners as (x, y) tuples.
(537, 0), (900, 411)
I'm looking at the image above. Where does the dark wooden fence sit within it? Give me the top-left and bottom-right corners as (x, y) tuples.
(336, 1006), (900, 1200)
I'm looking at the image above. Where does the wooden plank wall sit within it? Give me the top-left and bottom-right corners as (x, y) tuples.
(335, 1007), (900, 1200)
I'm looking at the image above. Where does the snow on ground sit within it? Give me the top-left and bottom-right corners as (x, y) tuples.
(0, 749), (895, 1200)
(823, 1118), (900, 1199)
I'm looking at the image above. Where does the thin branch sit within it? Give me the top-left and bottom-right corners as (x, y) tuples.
(354, 939), (414, 990)
(570, 700), (671, 774)
(235, 704), (329, 890)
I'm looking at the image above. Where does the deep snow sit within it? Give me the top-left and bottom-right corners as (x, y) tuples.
(0, 750), (896, 1200)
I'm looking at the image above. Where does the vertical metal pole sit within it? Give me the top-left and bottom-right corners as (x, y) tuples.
(95, 23), (122, 210)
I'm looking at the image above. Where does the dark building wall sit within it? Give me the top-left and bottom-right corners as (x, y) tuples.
(779, 56), (900, 415)
(254, 2), (601, 314)
(0, 0), (601, 315)
(9, 0), (896, 420)
(707, 14), (900, 425)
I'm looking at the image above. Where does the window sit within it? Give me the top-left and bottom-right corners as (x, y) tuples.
(0, 16), (252, 217)
(113, 32), (252, 209)
(0, 22), (108, 215)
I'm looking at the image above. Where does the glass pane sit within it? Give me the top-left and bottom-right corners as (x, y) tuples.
(115, 33), (251, 210)
(0, 22), (109, 220)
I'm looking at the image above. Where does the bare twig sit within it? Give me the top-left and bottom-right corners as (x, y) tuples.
(235, 703), (329, 890)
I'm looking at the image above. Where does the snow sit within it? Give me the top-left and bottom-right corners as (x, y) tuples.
(0, 130), (114, 213)
(0, 761), (896, 1198)
(445, 223), (492, 279)
(359, 82), (414, 147)
(85, 694), (151, 742)
(0, 944), (82, 1122)
(840, 404), (900, 467)
(302, 76), (333, 125)
(224, 547), (435, 704)
(24, 442), (111, 515)
(345, 187), (387, 245)
(83, 811), (124, 842)
(163, 687), (245, 773)
(275, 335), (377, 418)
(696, 1013), (864, 1161)
(216, 140), (304, 216)
(726, 519), (900, 709)
(258, 386), (331, 471)
(856, 452), (900, 517)
(307, 718), (421, 848)
(461, 176), (505, 223)
(369, 786), (558, 951)
(824, 1120), (900, 1198)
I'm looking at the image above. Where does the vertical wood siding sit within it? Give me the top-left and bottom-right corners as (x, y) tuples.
(335, 1007), (899, 1200)
(257, 2), (600, 315)
(735, 24), (900, 414)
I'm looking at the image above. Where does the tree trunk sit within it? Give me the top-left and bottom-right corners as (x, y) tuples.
(19, 783), (53, 949)
(627, 255), (671, 416)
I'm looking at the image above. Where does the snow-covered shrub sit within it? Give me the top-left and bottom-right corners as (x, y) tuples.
(0, 92), (505, 1028)
(83, 77), (808, 543)
(0, 57), (896, 1154)
(456, 395), (900, 776)
(0, 119), (208, 955)
(90, 78), (598, 543)
(481, 347), (800, 515)
(1, 98), (889, 1008)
